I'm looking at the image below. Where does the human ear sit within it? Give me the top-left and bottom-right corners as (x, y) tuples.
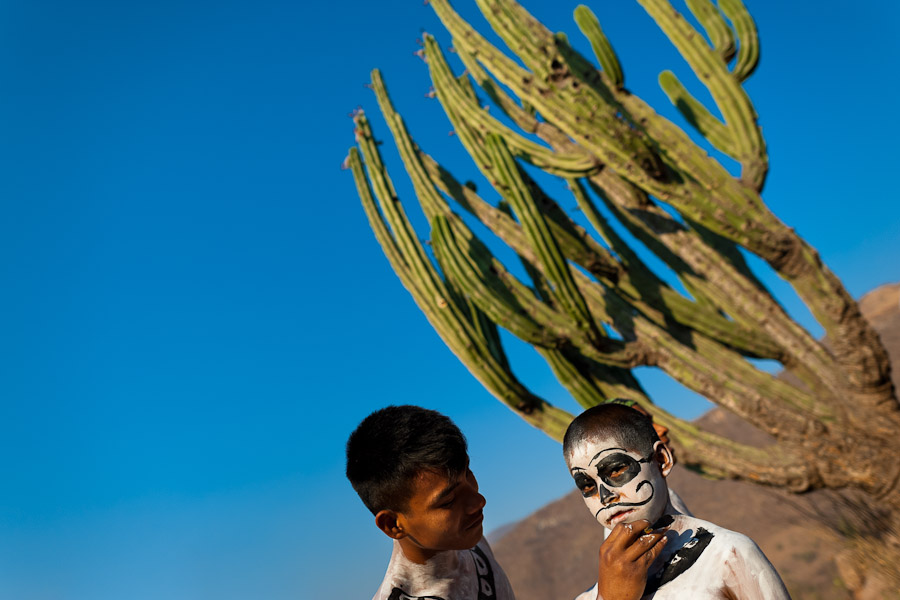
(652, 441), (675, 477)
(374, 510), (407, 540)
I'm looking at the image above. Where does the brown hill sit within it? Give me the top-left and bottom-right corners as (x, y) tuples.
(492, 283), (900, 600)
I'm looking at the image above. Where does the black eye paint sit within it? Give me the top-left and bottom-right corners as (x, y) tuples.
(594, 452), (647, 488)
(573, 472), (596, 498)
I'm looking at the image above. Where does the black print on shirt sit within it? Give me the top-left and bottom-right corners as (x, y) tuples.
(644, 527), (715, 596)
(470, 546), (496, 600)
(387, 589), (444, 600)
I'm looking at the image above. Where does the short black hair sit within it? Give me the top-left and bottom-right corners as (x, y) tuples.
(346, 405), (469, 515)
(563, 403), (659, 459)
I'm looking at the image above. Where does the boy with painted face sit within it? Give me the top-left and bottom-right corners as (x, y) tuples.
(347, 405), (669, 600)
(564, 404), (791, 600)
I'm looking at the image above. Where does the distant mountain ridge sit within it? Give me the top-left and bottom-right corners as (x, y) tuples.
(491, 283), (900, 600)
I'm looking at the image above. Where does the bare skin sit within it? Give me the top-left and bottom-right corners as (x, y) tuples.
(597, 519), (669, 600)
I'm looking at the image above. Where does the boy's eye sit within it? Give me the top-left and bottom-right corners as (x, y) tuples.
(573, 473), (596, 498)
(595, 453), (642, 487)
(608, 465), (628, 479)
(439, 497), (456, 509)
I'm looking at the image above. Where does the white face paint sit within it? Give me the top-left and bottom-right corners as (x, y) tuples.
(565, 435), (670, 531)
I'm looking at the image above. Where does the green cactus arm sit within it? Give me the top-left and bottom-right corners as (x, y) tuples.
(567, 179), (786, 360)
(353, 115), (575, 438)
(484, 133), (605, 342)
(418, 145), (791, 364)
(472, 0), (558, 79)
(637, 0), (767, 189)
(637, 0), (757, 155)
(648, 405), (815, 490)
(430, 213), (567, 349)
(567, 264), (825, 435)
(658, 70), (740, 157)
(348, 145), (416, 294)
(441, 0), (776, 241)
(538, 347), (609, 409)
(455, 71), (480, 103)
(456, 44), (602, 157)
(390, 84), (830, 389)
(428, 82), (623, 286)
(361, 75), (624, 361)
(427, 0), (667, 188)
(582, 173), (841, 392)
(635, 317), (828, 433)
(466, 294), (511, 372)
(369, 69), (451, 224)
(454, 47), (538, 134)
(424, 35), (602, 178)
(685, 0), (736, 62)
(369, 71), (593, 356)
(718, 0), (759, 82)
(434, 211), (656, 369)
(573, 5), (624, 88)
(603, 196), (841, 403)
(574, 359), (654, 407)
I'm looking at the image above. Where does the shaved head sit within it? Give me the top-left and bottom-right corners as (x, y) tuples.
(563, 403), (659, 459)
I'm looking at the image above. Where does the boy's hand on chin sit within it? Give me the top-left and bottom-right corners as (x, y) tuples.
(596, 519), (668, 600)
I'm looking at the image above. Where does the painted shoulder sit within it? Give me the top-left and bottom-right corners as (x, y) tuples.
(668, 515), (790, 600)
(671, 514), (756, 545)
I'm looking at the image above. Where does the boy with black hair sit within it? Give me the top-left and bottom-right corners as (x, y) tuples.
(347, 405), (515, 600)
(563, 403), (791, 600)
(347, 405), (670, 600)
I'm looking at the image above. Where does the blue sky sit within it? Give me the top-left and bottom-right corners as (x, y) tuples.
(1, 1), (898, 598)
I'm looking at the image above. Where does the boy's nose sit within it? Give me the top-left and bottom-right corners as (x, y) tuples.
(599, 484), (618, 505)
(469, 491), (486, 513)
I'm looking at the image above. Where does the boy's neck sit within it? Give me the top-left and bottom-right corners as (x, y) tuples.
(398, 538), (443, 565)
(398, 538), (468, 566)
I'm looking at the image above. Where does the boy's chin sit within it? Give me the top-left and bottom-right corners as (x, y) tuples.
(602, 508), (642, 529)
(601, 507), (662, 530)
(463, 522), (484, 547)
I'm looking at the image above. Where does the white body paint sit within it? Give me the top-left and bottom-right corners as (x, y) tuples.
(371, 537), (516, 600)
(578, 514), (791, 600)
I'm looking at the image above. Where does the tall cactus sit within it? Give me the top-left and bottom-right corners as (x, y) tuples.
(348, 0), (900, 589)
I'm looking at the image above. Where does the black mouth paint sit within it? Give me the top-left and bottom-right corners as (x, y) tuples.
(644, 527), (715, 595)
(594, 480), (654, 519)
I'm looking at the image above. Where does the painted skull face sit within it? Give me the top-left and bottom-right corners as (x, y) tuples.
(566, 435), (670, 530)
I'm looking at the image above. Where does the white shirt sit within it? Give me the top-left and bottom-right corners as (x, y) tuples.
(371, 537), (516, 600)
